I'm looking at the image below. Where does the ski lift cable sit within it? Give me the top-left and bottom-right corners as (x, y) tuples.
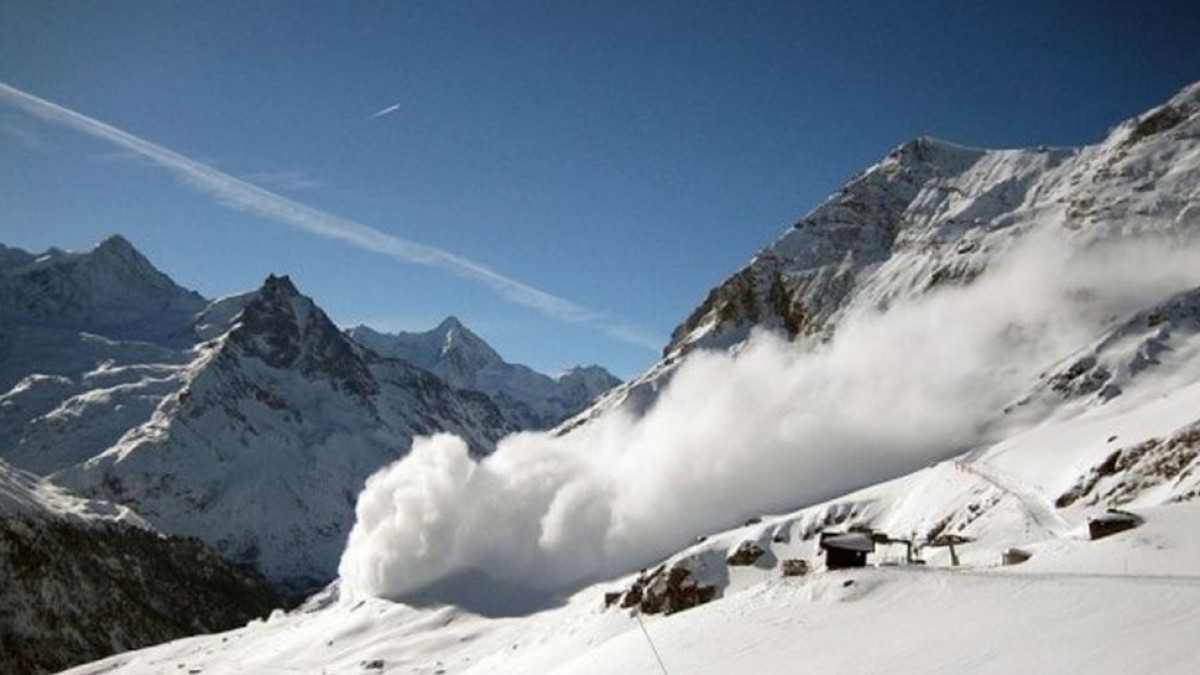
(634, 609), (670, 675)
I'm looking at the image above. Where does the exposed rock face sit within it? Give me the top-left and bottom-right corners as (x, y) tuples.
(780, 559), (810, 577)
(726, 541), (767, 566)
(1015, 285), (1200, 413)
(666, 137), (994, 359)
(1057, 422), (1200, 509)
(610, 563), (718, 616)
(234, 275), (377, 400)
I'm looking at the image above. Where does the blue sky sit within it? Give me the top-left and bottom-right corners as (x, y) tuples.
(2, 1), (1199, 378)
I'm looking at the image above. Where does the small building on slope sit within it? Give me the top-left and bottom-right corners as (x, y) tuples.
(819, 530), (876, 569)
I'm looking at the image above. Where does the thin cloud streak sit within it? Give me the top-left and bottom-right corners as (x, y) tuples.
(241, 169), (325, 192)
(0, 80), (661, 353)
(370, 102), (402, 119)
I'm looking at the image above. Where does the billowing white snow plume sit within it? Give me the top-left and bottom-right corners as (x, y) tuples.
(339, 229), (1200, 601)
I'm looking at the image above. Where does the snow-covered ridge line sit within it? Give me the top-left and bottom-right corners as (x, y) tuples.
(347, 321), (620, 430)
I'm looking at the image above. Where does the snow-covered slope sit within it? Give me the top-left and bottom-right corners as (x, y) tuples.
(0, 237), (206, 473)
(56, 507), (1200, 675)
(567, 80), (1200, 428)
(348, 321), (620, 429)
(55, 275), (513, 598)
(0, 458), (274, 675)
(58, 320), (1200, 674)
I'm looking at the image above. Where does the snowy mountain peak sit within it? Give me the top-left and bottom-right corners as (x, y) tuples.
(884, 135), (988, 173)
(434, 316), (502, 366)
(0, 234), (207, 340)
(348, 318), (502, 374)
(1110, 82), (1200, 150)
(86, 234), (179, 290)
(556, 364), (621, 390)
(346, 320), (620, 429)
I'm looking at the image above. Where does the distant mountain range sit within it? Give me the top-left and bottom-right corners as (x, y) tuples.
(348, 321), (619, 430)
(0, 237), (620, 602)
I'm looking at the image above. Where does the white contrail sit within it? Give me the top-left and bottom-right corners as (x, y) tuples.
(370, 102), (402, 119)
(0, 80), (662, 352)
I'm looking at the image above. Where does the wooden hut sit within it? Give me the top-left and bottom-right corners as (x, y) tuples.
(819, 531), (876, 569)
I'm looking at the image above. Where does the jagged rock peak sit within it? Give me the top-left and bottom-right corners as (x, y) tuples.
(345, 320), (620, 430)
(228, 275), (376, 397)
(94, 233), (138, 255)
(260, 273), (301, 299)
(435, 316), (502, 363)
(438, 315), (465, 330)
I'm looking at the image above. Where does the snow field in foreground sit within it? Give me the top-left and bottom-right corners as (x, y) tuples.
(62, 501), (1200, 675)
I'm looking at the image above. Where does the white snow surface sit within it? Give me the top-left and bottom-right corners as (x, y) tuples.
(60, 386), (1200, 674)
(0, 457), (146, 528)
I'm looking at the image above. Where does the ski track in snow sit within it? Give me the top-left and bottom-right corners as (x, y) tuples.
(953, 459), (1072, 535)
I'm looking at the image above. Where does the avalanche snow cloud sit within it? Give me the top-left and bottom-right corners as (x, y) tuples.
(339, 228), (1200, 602)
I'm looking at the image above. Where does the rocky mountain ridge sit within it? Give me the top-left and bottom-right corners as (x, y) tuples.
(562, 80), (1200, 431)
